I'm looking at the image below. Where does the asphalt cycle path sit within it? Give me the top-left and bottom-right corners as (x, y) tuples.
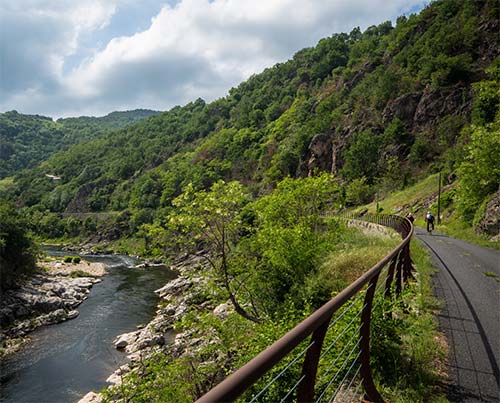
(415, 228), (500, 402)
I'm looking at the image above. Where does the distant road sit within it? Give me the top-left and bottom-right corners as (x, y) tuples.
(416, 228), (500, 402)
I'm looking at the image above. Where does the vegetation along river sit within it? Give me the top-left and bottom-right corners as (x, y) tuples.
(0, 248), (176, 403)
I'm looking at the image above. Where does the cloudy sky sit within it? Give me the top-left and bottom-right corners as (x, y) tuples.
(0, 0), (427, 119)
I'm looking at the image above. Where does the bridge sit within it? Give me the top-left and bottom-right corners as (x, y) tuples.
(196, 213), (414, 403)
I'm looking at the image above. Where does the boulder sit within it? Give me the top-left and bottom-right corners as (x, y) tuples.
(47, 309), (66, 323)
(34, 296), (63, 313)
(213, 303), (233, 319)
(477, 189), (500, 237)
(155, 277), (191, 298)
(70, 278), (94, 289)
(114, 331), (138, 350)
(77, 392), (102, 403)
(67, 310), (79, 319)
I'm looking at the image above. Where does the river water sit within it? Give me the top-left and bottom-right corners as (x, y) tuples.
(0, 250), (176, 403)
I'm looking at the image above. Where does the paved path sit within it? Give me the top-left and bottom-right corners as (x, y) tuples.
(415, 228), (500, 402)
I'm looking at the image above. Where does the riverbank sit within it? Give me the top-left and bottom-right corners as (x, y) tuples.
(0, 258), (106, 357)
(78, 252), (225, 403)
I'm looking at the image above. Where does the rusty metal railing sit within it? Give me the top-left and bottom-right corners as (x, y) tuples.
(196, 213), (414, 403)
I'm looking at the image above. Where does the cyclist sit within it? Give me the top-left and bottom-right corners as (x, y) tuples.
(425, 211), (435, 233)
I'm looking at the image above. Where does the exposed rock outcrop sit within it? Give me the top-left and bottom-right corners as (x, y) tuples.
(382, 92), (422, 125)
(307, 132), (334, 175)
(413, 85), (472, 134)
(0, 273), (100, 351)
(477, 189), (500, 238)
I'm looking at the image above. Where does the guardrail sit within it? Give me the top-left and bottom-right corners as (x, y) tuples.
(196, 213), (414, 403)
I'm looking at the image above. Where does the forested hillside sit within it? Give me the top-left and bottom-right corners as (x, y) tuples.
(3, 1), (499, 401)
(0, 109), (159, 178)
(3, 0), (499, 244)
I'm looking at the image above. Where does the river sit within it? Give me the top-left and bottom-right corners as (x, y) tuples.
(0, 250), (176, 403)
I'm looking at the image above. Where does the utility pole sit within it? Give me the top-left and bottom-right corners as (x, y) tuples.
(437, 172), (441, 225)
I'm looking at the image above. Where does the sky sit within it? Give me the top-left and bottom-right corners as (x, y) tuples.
(0, 0), (428, 119)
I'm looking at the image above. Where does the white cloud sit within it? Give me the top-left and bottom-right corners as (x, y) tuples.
(0, 0), (427, 118)
(0, 0), (116, 115)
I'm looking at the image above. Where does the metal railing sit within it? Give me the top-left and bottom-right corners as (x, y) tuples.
(196, 213), (414, 403)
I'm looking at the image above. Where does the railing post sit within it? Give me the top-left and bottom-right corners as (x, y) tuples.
(384, 255), (398, 300)
(402, 244), (415, 283)
(360, 274), (385, 403)
(297, 321), (329, 402)
(395, 250), (404, 296)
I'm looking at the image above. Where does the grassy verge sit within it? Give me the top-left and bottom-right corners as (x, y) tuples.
(360, 174), (440, 215)
(355, 173), (499, 250)
(374, 239), (449, 403)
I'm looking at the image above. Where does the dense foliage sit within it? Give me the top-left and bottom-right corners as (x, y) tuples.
(2, 0), (497, 242)
(2, 1), (478, 401)
(0, 109), (159, 179)
(102, 175), (415, 403)
(0, 200), (37, 289)
(56, 109), (160, 131)
(455, 62), (500, 223)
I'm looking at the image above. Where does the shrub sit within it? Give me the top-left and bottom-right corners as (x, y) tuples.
(63, 256), (73, 263)
(345, 177), (374, 205)
(70, 270), (95, 278)
(72, 256), (81, 264)
(0, 201), (37, 289)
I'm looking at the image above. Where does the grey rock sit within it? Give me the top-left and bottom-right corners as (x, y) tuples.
(213, 303), (233, 319)
(476, 188), (500, 237)
(77, 391), (102, 403)
(155, 277), (191, 298)
(114, 331), (138, 350)
(67, 310), (79, 319)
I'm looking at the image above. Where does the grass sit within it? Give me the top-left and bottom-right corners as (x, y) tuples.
(376, 239), (450, 403)
(359, 174), (440, 215)
(69, 270), (97, 278)
(355, 173), (500, 250)
(317, 226), (449, 402)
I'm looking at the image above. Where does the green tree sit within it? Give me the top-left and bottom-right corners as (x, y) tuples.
(0, 201), (37, 289)
(342, 130), (381, 182)
(167, 181), (260, 322)
(247, 173), (341, 314)
(456, 121), (500, 222)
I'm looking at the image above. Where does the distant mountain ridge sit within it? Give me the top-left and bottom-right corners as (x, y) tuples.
(0, 109), (160, 178)
(57, 109), (161, 130)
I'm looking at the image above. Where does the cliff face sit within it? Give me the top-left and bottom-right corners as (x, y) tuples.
(304, 1), (499, 178)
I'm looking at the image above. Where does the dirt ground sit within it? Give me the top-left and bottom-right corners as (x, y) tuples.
(39, 259), (107, 277)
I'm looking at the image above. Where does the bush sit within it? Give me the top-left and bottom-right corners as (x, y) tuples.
(63, 256), (73, 263)
(456, 122), (500, 222)
(0, 201), (37, 289)
(70, 270), (95, 278)
(72, 256), (81, 264)
(345, 177), (374, 205)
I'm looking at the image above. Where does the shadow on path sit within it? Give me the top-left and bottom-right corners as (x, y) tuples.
(417, 230), (499, 403)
